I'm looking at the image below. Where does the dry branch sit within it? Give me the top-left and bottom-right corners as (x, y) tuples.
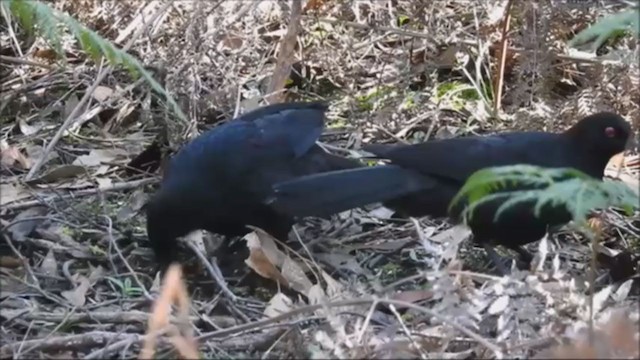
(265, 0), (302, 104)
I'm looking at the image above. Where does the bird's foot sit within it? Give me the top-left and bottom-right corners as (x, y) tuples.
(483, 244), (524, 276)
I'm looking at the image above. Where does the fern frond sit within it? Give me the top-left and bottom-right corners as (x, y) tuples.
(451, 165), (639, 228)
(568, 7), (640, 52)
(3, 0), (187, 123)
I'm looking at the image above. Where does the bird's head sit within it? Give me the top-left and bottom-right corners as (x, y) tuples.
(565, 112), (635, 159)
(145, 190), (193, 270)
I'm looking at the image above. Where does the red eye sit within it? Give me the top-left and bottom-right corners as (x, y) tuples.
(605, 127), (616, 138)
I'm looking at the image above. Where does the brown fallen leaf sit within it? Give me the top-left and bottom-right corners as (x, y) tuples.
(0, 140), (31, 170)
(27, 164), (86, 185)
(95, 177), (113, 190)
(245, 244), (290, 287)
(264, 292), (294, 318)
(18, 118), (42, 136)
(33, 48), (59, 60)
(92, 85), (114, 102)
(244, 228), (315, 293)
(7, 207), (49, 242)
(72, 149), (128, 167)
(64, 94), (80, 121)
(61, 275), (90, 307)
(0, 183), (31, 205)
(0, 256), (22, 268)
(39, 249), (58, 277)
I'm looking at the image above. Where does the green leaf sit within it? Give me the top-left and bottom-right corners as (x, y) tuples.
(397, 15), (410, 26)
(568, 7), (640, 52)
(450, 165), (639, 229)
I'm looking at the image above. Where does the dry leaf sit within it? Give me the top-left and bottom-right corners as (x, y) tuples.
(92, 86), (114, 102)
(592, 285), (612, 315)
(0, 140), (31, 170)
(307, 284), (326, 305)
(33, 48), (58, 60)
(27, 164), (86, 184)
(245, 246), (289, 287)
(315, 252), (368, 275)
(72, 149), (128, 167)
(429, 225), (472, 244)
(39, 249), (58, 277)
(281, 256), (313, 294)
(36, 226), (92, 259)
(61, 275), (90, 307)
(249, 227), (286, 264)
(25, 144), (58, 167)
(304, 0), (329, 12)
(219, 34), (244, 50)
(18, 118), (41, 136)
(6, 207), (48, 241)
(64, 94), (80, 120)
(321, 271), (344, 298)
(487, 295), (510, 315)
(390, 290), (435, 308)
(245, 229), (315, 293)
(116, 188), (149, 222)
(88, 265), (105, 285)
(0, 183), (31, 204)
(184, 231), (206, 256)
(537, 310), (639, 359)
(0, 256), (22, 268)
(95, 177), (112, 190)
(367, 206), (396, 220)
(264, 292), (294, 318)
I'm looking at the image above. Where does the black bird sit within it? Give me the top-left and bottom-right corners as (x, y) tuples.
(269, 112), (634, 271)
(145, 102), (360, 270)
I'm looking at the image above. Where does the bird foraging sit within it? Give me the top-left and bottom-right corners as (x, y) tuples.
(270, 112), (633, 273)
(145, 101), (361, 276)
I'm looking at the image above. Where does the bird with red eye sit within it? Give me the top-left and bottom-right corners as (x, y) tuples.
(270, 111), (635, 275)
(605, 126), (616, 138)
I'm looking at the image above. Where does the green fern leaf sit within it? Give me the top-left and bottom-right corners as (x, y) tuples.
(451, 165), (639, 228)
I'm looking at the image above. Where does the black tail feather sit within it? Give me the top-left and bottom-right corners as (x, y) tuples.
(268, 165), (433, 218)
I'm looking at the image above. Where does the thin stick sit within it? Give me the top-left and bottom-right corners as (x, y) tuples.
(493, 0), (514, 114)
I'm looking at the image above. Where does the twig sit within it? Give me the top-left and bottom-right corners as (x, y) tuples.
(24, 1), (173, 181)
(0, 331), (139, 358)
(265, 0), (302, 104)
(184, 241), (237, 301)
(0, 55), (55, 70)
(0, 309), (201, 325)
(388, 303), (427, 360)
(103, 215), (153, 301)
(196, 297), (502, 356)
(3, 177), (158, 211)
(493, 0), (514, 114)
(355, 298), (379, 343)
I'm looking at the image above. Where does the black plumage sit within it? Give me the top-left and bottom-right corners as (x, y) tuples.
(145, 102), (360, 270)
(270, 112), (634, 269)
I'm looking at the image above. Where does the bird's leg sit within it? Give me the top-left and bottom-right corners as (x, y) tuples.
(499, 245), (533, 270)
(514, 246), (533, 264)
(483, 243), (516, 276)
